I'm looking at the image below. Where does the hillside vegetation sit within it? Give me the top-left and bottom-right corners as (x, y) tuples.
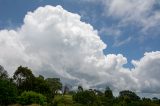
(0, 65), (160, 106)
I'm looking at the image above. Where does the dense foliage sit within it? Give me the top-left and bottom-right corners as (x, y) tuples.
(0, 65), (160, 106)
(0, 65), (62, 105)
(73, 90), (99, 105)
(18, 91), (47, 105)
(0, 79), (17, 105)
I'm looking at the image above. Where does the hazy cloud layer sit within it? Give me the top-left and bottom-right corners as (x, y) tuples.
(0, 5), (160, 93)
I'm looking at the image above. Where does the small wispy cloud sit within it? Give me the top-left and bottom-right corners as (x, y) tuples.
(99, 27), (132, 47)
(99, 27), (121, 37)
(113, 36), (132, 47)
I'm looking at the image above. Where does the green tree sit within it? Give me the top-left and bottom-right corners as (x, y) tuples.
(105, 87), (113, 99)
(33, 75), (52, 103)
(46, 78), (62, 97)
(13, 66), (35, 92)
(73, 90), (99, 105)
(152, 97), (159, 104)
(78, 85), (83, 92)
(119, 90), (140, 104)
(63, 85), (70, 95)
(142, 97), (152, 103)
(33, 75), (51, 95)
(98, 87), (114, 106)
(0, 79), (17, 106)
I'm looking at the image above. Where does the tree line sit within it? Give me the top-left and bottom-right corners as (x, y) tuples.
(0, 65), (62, 105)
(0, 65), (160, 106)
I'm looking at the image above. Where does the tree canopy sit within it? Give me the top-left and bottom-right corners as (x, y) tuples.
(0, 65), (160, 106)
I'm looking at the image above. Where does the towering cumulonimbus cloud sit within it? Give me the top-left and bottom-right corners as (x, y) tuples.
(0, 5), (160, 93)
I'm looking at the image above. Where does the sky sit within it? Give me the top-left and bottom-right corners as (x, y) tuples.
(0, 0), (160, 98)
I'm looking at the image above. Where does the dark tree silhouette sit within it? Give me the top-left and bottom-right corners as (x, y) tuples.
(0, 65), (8, 79)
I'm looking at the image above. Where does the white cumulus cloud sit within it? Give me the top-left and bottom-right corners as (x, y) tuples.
(0, 5), (160, 93)
(132, 51), (160, 93)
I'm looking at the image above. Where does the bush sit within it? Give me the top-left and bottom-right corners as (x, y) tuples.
(18, 91), (47, 106)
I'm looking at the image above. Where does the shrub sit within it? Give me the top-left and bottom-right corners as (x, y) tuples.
(18, 91), (47, 106)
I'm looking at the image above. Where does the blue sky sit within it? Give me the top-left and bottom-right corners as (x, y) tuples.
(0, 0), (160, 68)
(1, 0), (160, 97)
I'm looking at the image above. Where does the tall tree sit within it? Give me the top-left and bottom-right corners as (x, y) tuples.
(73, 90), (99, 105)
(78, 85), (83, 92)
(119, 90), (140, 103)
(0, 79), (17, 106)
(46, 78), (62, 97)
(105, 87), (113, 99)
(33, 75), (51, 96)
(13, 66), (35, 92)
